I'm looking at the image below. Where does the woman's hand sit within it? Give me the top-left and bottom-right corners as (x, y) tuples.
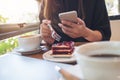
(58, 18), (102, 41)
(40, 19), (55, 44)
(58, 18), (88, 38)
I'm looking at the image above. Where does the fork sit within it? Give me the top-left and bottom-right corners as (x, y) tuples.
(48, 24), (61, 42)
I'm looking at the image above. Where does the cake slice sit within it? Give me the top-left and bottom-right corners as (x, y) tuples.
(51, 41), (74, 58)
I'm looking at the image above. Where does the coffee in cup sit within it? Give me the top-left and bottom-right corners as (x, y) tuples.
(18, 34), (42, 51)
(74, 41), (120, 80)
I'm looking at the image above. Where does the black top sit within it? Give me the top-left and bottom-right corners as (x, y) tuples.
(39, 0), (111, 42)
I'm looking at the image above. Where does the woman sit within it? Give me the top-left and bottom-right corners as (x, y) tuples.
(39, 0), (111, 44)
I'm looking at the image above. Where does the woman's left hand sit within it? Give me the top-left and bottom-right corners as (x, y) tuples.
(58, 18), (88, 38)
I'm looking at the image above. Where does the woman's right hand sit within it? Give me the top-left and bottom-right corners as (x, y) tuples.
(40, 20), (55, 44)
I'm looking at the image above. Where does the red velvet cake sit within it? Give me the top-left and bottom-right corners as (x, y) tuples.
(51, 41), (74, 57)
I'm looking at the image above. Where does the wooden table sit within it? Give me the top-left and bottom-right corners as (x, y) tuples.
(0, 42), (87, 80)
(22, 42), (87, 59)
(22, 42), (87, 65)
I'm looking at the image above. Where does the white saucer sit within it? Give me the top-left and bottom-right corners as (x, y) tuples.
(42, 50), (76, 63)
(13, 47), (42, 54)
(59, 65), (84, 80)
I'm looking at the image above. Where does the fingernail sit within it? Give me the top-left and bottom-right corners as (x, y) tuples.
(61, 20), (64, 23)
(47, 20), (51, 23)
(58, 23), (62, 27)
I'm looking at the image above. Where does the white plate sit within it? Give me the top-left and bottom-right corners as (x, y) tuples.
(42, 50), (76, 63)
(59, 65), (84, 80)
(13, 47), (42, 54)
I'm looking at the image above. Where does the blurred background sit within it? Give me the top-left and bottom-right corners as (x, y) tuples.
(0, 0), (120, 55)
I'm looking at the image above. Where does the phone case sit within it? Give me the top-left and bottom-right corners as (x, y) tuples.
(59, 11), (78, 23)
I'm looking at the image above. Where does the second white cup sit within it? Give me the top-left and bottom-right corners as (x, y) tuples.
(18, 34), (42, 51)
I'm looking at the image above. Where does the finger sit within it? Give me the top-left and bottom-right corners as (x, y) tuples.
(58, 23), (79, 38)
(59, 23), (75, 37)
(42, 27), (51, 35)
(40, 28), (51, 38)
(61, 29), (76, 38)
(61, 20), (77, 28)
(42, 19), (51, 25)
(41, 23), (51, 31)
(77, 18), (84, 25)
(42, 34), (52, 41)
(58, 23), (72, 32)
(42, 31), (51, 36)
(43, 37), (54, 44)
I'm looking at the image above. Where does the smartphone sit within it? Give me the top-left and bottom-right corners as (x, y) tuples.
(59, 11), (78, 23)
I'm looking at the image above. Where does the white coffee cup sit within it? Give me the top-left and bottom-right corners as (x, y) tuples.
(18, 34), (42, 51)
(74, 41), (120, 80)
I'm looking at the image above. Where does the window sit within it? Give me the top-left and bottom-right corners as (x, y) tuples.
(0, 0), (40, 40)
(0, 0), (39, 23)
(105, 0), (120, 20)
(105, 0), (119, 16)
(0, 0), (40, 55)
(0, 0), (119, 39)
(0, 0), (120, 55)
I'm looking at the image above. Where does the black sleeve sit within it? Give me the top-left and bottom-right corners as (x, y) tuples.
(91, 0), (111, 41)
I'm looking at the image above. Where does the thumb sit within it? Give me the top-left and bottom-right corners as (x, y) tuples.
(42, 19), (51, 24)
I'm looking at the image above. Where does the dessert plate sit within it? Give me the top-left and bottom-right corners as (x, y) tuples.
(13, 47), (42, 54)
(51, 54), (73, 58)
(42, 50), (76, 63)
